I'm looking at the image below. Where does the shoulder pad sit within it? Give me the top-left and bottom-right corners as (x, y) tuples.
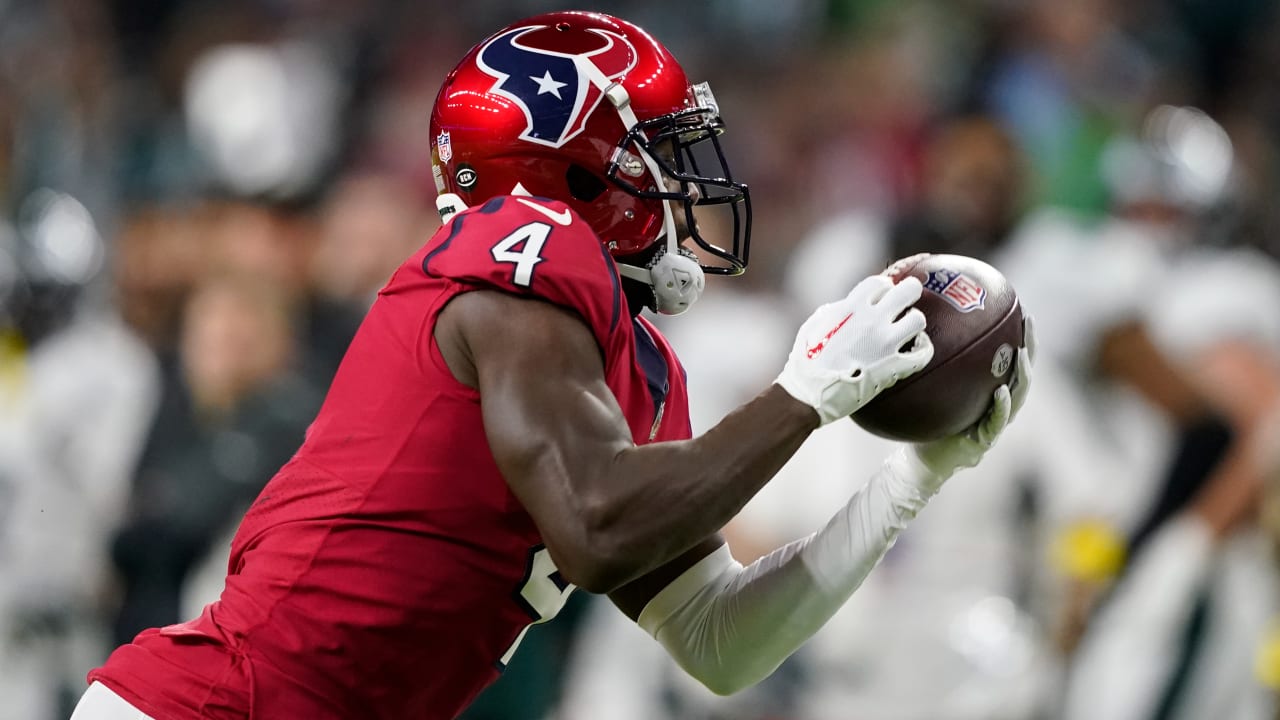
(423, 196), (624, 337)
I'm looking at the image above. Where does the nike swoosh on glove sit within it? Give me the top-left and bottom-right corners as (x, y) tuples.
(776, 275), (934, 426)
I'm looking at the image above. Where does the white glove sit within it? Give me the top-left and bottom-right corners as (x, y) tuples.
(911, 315), (1036, 483)
(776, 275), (933, 425)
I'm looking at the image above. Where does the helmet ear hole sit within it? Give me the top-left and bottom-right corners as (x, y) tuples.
(566, 164), (607, 202)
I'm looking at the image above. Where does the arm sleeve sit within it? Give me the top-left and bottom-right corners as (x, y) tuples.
(637, 448), (945, 695)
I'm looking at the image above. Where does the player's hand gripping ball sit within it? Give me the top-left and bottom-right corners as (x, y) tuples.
(777, 274), (933, 426)
(853, 253), (1024, 442)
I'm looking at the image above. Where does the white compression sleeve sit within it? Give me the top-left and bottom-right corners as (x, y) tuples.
(637, 448), (945, 695)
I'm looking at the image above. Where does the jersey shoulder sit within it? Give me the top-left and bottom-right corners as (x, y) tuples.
(421, 196), (624, 335)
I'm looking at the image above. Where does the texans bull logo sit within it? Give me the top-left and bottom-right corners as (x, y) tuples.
(477, 25), (637, 148)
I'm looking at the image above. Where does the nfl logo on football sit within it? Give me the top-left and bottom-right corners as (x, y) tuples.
(437, 131), (453, 164)
(924, 269), (986, 312)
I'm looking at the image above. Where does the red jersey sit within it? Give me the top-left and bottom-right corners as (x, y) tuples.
(90, 196), (693, 719)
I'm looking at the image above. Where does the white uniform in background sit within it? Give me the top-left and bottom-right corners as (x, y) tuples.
(0, 311), (158, 720)
(1060, 245), (1280, 720)
(995, 208), (1177, 532)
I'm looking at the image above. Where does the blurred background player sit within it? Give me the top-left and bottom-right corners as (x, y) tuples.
(1051, 106), (1280, 720)
(0, 189), (158, 720)
(109, 270), (321, 647)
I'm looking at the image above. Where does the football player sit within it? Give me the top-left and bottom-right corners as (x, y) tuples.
(73, 12), (1029, 720)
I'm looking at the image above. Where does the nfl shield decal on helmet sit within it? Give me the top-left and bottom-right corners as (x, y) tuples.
(436, 131), (453, 164)
(923, 268), (986, 312)
(476, 25), (637, 148)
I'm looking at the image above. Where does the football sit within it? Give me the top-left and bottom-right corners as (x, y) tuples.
(852, 253), (1023, 442)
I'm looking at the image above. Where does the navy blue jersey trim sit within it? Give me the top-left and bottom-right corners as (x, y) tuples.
(632, 319), (669, 417)
(421, 214), (468, 277)
(549, 569), (569, 592)
(511, 544), (546, 621)
(479, 197), (506, 214)
(596, 239), (621, 333)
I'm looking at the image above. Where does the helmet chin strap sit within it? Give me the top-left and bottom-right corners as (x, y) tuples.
(600, 79), (705, 315)
(617, 243), (705, 315)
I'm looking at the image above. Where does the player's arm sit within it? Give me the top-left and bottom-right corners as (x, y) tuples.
(606, 320), (1034, 695)
(440, 289), (813, 592)
(1100, 321), (1262, 544)
(1097, 320), (1206, 423)
(437, 275), (930, 595)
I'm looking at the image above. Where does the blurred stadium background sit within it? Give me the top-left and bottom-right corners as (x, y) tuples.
(3, 0), (1280, 718)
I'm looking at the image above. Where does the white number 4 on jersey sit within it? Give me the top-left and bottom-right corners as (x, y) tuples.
(500, 546), (575, 666)
(491, 222), (551, 288)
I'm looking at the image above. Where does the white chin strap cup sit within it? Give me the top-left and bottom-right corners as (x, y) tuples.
(619, 246), (706, 316)
(649, 247), (705, 315)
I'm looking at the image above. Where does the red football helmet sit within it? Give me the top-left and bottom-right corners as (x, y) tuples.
(429, 11), (750, 310)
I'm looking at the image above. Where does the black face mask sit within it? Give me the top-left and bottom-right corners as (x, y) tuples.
(605, 83), (752, 277)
